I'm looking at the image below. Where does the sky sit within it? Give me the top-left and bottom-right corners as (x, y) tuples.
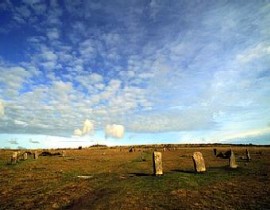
(0, 0), (270, 149)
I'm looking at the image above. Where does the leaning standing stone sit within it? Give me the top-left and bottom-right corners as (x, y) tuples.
(192, 152), (206, 172)
(229, 150), (238, 169)
(153, 151), (163, 176)
(34, 151), (39, 160)
(246, 149), (251, 161)
(11, 152), (18, 164)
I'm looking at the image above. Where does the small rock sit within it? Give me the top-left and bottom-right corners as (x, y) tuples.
(52, 203), (59, 209)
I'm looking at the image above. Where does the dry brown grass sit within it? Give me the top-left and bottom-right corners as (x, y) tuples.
(0, 146), (269, 209)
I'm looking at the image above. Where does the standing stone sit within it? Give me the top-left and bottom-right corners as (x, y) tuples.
(11, 152), (18, 164)
(61, 150), (66, 157)
(34, 151), (39, 160)
(17, 151), (21, 156)
(192, 152), (206, 172)
(152, 152), (163, 176)
(229, 150), (238, 169)
(246, 149), (251, 161)
(129, 147), (135, 152)
(213, 148), (217, 156)
(23, 152), (28, 160)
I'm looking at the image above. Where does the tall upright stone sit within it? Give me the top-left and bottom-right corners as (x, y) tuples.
(23, 152), (28, 160)
(192, 152), (206, 172)
(229, 150), (238, 169)
(152, 151), (163, 176)
(11, 152), (18, 164)
(246, 149), (251, 161)
(213, 148), (217, 156)
(34, 151), (39, 160)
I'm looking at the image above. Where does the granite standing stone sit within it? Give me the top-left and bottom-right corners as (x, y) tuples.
(246, 149), (251, 161)
(192, 152), (206, 172)
(62, 150), (66, 157)
(23, 152), (28, 160)
(129, 147), (135, 152)
(153, 151), (163, 176)
(34, 151), (38, 160)
(11, 152), (18, 164)
(229, 150), (238, 168)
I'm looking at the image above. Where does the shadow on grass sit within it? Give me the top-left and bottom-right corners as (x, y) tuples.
(171, 169), (195, 174)
(172, 166), (243, 174)
(128, 172), (153, 177)
(208, 166), (243, 172)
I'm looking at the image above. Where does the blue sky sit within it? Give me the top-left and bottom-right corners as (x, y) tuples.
(0, 0), (270, 149)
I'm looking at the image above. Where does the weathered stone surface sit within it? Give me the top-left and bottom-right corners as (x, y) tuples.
(11, 152), (18, 164)
(23, 152), (28, 160)
(246, 149), (251, 161)
(153, 151), (163, 175)
(62, 150), (66, 157)
(34, 151), (39, 160)
(192, 152), (206, 172)
(229, 150), (238, 169)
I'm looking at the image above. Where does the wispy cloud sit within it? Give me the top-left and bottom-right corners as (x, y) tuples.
(29, 138), (39, 144)
(8, 139), (18, 145)
(220, 127), (270, 141)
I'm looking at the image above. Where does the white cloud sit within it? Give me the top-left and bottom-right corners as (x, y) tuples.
(23, 0), (41, 5)
(74, 128), (82, 136)
(82, 119), (94, 135)
(127, 107), (215, 133)
(105, 124), (125, 139)
(89, 73), (103, 83)
(14, 120), (28, 126)
(0, 66), (33, 97)
(16, 5), (31, 18)
(149, 0), (160, 20)
(74, 119), (94, 136)
(236, 43), (270, 64)
(25, 1), (47, 15)
(218, 127), (270, 142)
(47, 28), (60, 40)
(79, 39), (96, 58)
(40, 48), (58, 61)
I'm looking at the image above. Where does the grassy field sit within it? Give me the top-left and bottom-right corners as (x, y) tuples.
(0, 145), (269, 209)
